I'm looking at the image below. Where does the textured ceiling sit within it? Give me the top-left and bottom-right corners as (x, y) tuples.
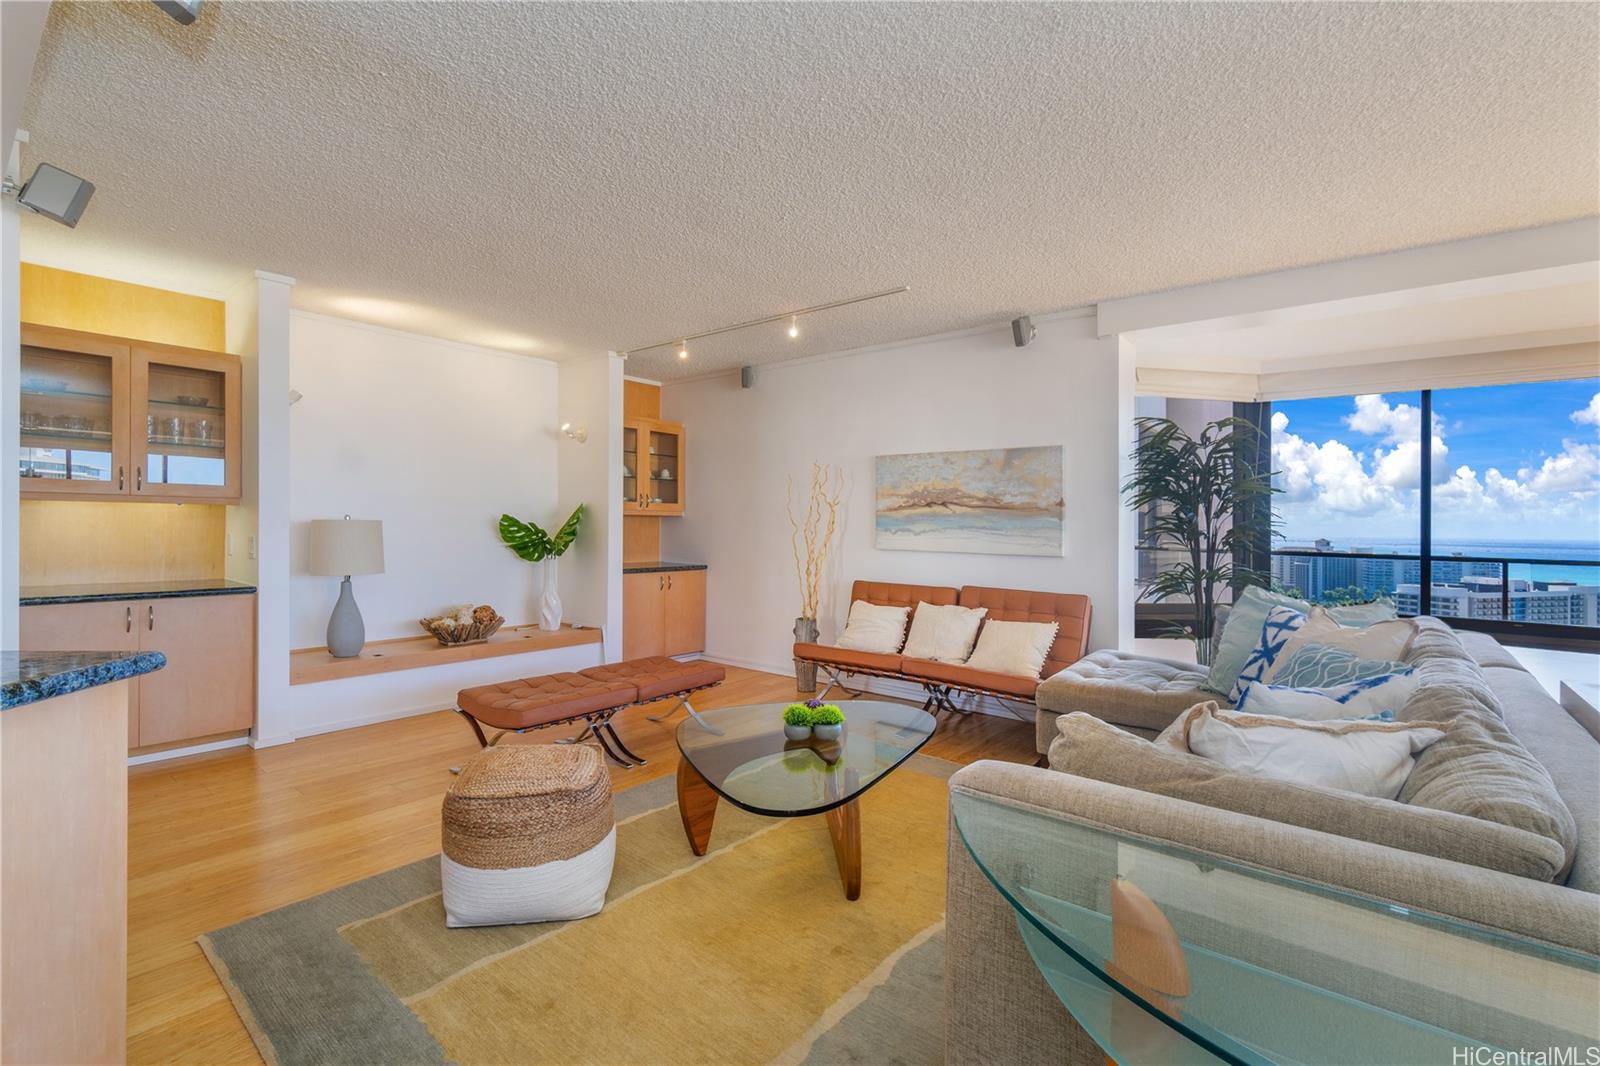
(18, 1), (1599, 380)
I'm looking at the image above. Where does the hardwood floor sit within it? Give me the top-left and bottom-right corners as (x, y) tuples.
(126, 664), (1038, 1064)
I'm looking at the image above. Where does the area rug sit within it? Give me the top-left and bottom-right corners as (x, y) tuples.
(199, 754), (957, 1065)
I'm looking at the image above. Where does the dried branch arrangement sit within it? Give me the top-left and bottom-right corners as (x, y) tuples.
(787, 462), (845, 619)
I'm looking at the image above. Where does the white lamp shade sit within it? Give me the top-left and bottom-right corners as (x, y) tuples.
(308, 519), (385, 577)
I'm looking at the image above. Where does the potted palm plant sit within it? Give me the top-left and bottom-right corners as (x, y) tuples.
(498, 504), (584, 631)
(1122, 417), (1277, 664)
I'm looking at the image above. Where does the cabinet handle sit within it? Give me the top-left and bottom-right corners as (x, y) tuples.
(135, 466), (143, 491)
(658, 574), (664, 590)
(148, 605), (155, 632)
(667, 574), (673, 590)
(125, 606), (132, 633)
(118, 465), (125, 491)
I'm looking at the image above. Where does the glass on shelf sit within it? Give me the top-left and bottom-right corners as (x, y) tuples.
(142, 361), (226, 488)
(19, 344), (116, 483)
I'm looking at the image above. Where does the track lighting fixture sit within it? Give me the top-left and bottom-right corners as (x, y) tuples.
(622, 286), (909, 360)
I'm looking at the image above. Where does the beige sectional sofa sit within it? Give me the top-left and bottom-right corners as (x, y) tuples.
(946, 619), (1600, 1064)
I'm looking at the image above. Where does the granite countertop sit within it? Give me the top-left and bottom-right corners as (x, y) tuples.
(19, 579), (258, 606)
(1, 650), (167, 710)
(622, 561), (708, 574)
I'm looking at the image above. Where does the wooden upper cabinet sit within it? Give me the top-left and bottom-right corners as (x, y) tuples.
(18, 326), (132, 497)
(18, 324), (241, 504)
(623, 417), (686, 516)
(130, 344), (241, 501)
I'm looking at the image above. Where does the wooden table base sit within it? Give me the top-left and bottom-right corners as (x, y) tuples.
(675, 756), (863, 900)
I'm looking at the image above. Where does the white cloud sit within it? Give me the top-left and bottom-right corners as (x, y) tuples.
(1572, 392), (1600, 429)
(1273, 393), (1600, 532)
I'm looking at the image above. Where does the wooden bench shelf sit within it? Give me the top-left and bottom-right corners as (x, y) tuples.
(289, 623), (601, 686)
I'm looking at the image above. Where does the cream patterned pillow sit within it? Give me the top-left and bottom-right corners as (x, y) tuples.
(964, 620), (1060, 678)
(1263, 608), (1418, 684)
(834, 600), (911, 654)
(900, 602), (988, 663)
(1157, 702), (1445, 800)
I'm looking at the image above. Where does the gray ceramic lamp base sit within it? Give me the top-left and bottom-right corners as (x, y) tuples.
(327, 575), (367, 658)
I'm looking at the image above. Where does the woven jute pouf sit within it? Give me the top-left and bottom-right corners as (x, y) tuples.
(440, 743), (616, 928)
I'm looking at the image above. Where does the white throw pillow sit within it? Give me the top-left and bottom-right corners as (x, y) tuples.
(900, 602), (989, 663)
(834, 600), (911, 654)
(964, 620), (1060, 678)
(1234, 669), (1419, 722)
(1263, 608), (1418, 685)
(1157, 702), (1445, 800)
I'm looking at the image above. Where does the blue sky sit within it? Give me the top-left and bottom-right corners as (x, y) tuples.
(1271, 378), (1600, 545)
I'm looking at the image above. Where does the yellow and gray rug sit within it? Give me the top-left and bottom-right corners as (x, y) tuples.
(200, 754), (956, 1065)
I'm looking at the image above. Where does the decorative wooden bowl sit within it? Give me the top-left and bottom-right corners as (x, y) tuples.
(419, 613), (506, 647)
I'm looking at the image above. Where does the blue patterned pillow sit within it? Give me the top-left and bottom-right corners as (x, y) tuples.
(1272, 643), (1413, 689)
(1227, 605), (1306, 704)
(1234, 672), (1420, 721)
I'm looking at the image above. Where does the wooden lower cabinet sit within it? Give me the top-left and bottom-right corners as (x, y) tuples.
(20, 593), (256, 749)
(623, 569), (706, 659)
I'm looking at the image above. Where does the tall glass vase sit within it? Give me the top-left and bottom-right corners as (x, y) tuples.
(540, 557), (562, 632)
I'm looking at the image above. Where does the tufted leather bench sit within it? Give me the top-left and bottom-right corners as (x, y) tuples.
(793, 580), (1092, 725)
(454, 657), (726, 767)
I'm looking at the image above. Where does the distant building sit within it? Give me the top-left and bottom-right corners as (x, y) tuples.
(1396, 579), (1600, 626)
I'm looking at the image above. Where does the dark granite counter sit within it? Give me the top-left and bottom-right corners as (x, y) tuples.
(622, 561), (708, 574)
(1, 650), (167, 710)
(20, 579), (257, 606)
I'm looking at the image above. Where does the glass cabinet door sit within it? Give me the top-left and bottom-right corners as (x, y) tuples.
(646, 421), (685, 514)
(624, 424), (641, 510)
(131, 346), (239, 499)
(18, 330), (129, 495)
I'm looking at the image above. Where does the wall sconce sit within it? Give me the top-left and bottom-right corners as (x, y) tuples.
(561, 422), (588, 444)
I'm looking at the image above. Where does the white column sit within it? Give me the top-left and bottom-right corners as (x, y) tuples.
(556, 351), (625, 660)
(0, 202), (20, 647)
(233, 270), (295, 747)
(1115, 334), (1139, 651)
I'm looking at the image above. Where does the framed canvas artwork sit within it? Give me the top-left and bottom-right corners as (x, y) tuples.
(874, 446), (1064, 556)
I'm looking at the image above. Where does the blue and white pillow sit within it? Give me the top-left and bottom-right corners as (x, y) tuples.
(1272, 642), (1412, 689)
(1235, 670), (1420, 722)
(1227, 605), (1307, 704)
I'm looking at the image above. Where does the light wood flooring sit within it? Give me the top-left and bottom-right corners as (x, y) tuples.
(127, 664), (1038, 1064)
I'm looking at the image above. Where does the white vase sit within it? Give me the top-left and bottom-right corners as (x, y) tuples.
(539, 557), (562, 632)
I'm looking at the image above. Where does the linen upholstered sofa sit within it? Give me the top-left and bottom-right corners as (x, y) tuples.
(792, 580), (1092, 713)
(943, 617), (1600, 1064)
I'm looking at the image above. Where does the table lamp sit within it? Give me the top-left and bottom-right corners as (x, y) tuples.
(308, 517), (384, 658)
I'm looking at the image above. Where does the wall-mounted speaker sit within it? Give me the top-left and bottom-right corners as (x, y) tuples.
(1012, 316), (1036, 348)
(740, 365), (756, 389)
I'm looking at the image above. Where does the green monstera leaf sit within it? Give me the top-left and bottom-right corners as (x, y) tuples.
(498, 504), (584, 562)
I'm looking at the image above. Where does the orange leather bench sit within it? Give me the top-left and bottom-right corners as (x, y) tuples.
(793, 580), (1091, 715)
(455, 656), (726, 767)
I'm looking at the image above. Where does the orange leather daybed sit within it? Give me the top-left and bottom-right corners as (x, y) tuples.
(792, 580), (1091, 715)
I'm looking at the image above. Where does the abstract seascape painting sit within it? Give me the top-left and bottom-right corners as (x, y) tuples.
(874, 446), (1064, 556)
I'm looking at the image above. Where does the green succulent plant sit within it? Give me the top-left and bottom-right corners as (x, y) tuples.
(782, 703), (814, 727)
(810, 705), (845, 726)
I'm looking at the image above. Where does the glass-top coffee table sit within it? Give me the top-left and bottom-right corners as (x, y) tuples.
(674, 700), (936, 900)
(951, 789), (1600, 1064)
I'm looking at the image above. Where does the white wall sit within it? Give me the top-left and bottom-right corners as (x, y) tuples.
(288, 312), (560, 648)
(556, 352), (625, 659)
(249, 273), (295, 745)
(660, 311), (1130, 679)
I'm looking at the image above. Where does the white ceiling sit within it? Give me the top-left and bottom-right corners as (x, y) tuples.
(17, 1), (1600, 381)
(1135, 278), (1600, 374)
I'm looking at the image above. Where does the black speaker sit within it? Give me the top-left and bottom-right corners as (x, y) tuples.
(740, 365), (756, 389)
(1012, 316), (1036, 348)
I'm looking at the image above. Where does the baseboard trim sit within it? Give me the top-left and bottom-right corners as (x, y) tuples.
(128, 734), (252, 766)
(698, 653), (1032, 722)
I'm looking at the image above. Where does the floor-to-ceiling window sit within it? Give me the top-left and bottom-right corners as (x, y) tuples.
(1269, 378), (1600, 641)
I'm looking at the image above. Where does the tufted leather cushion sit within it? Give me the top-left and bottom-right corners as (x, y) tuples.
(959, 586), (1091, 676)
(458, 673), (639, 731)
(901, 657), (1041, 699)
(792, 642), (902, 674)
(578, 657), (726, 702)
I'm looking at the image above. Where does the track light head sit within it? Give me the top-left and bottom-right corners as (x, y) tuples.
(787, 315), (799, 339)
(676, 341), (689, 360)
